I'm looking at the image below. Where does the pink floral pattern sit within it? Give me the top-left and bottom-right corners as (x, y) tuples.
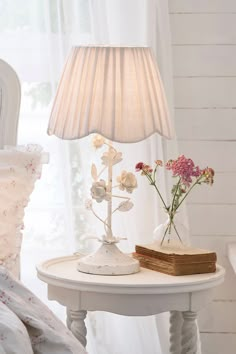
(0, 267), (86, 354)
(0, 145), (48, 277)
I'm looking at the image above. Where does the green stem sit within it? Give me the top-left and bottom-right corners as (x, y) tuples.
(142, 169), (168, 211)
(170, 177), (181, 216)
(152, 183), (168, 210)
(172, 220), (183, 244)
(160, 224), (170, 246)
(153, 165), (158, 183)
(142, 170), (153, 184)
(175, 175), (203, 212)
(161, 219), (183, 245)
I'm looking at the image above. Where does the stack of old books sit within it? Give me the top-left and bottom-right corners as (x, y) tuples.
(133, 243), (217, 276)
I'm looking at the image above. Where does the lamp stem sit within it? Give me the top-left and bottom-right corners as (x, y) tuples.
(107, 144), (113, 240)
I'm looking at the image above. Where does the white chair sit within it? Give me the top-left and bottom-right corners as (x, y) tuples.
(0, 59), (20, 148)
(0, 60), (86, 354)
(0, 60), (21, 276)
(0, 60), (49, 277)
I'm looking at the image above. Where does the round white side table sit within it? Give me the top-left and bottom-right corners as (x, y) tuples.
(37, 255), (225, 354)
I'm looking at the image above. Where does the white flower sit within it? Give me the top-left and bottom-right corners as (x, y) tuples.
(92, 134), (105, 149)
(117, 171), (137, 193)
(90, 180), (110, 203)
(101, 150), (123, 166)
(85, 199), (93, 210)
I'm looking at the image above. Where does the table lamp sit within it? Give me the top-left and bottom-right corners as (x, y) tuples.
(48, 46), (173, 275)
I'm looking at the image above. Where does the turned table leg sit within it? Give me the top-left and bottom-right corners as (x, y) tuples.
(67, 309), (87, 347)
(181, 311), (198, 354)
(169, 310), (183, 354)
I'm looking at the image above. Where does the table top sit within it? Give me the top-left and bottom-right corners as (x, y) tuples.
(37, 254), (225, 295)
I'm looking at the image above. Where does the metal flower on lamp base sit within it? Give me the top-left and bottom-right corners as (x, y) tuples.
(77, 135), (139, 275)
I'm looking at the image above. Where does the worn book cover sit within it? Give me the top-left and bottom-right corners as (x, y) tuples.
(133, 243), (217, 276)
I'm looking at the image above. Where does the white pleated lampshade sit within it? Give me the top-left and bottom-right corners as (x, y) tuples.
(48, 46), (173, 142)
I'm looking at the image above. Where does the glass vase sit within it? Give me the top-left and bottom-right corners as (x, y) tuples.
(153, 215), (189, 250)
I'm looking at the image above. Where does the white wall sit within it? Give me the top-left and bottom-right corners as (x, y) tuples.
(169, 1), (236, 353)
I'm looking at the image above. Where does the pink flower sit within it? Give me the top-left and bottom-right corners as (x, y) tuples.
(155, 160), (163, 166)
(135, 162), (144, 171)
(165, 159), (173, 169)
(166, 155), (201, 186)
(142, 164), (153, 174)
(202, 167), (214, 185)
(135, 162), (153, 174)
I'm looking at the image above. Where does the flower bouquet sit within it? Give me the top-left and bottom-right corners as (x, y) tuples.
(135, 155), (214, 246)
(133, 155), (217, 275)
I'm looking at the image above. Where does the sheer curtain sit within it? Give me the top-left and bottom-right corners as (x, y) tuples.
(1, 1), (177, 353)
(1, 0), (93, 320)
(84, 2), (175, 354)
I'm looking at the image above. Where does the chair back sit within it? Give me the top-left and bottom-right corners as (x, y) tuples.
(0, 59), (21, 147)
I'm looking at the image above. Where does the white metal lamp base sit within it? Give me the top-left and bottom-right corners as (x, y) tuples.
(77, 243), (140, 275)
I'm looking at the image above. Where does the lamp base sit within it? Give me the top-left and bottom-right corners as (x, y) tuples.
(77, 243), (140, 275)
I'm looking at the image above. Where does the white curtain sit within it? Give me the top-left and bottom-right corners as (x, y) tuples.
(0, 0), (93, 320)
(84, 2), (175, 354)
(1, 1), (178, 353)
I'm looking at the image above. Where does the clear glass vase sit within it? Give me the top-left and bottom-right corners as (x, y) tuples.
(153, 215), (189, 250)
